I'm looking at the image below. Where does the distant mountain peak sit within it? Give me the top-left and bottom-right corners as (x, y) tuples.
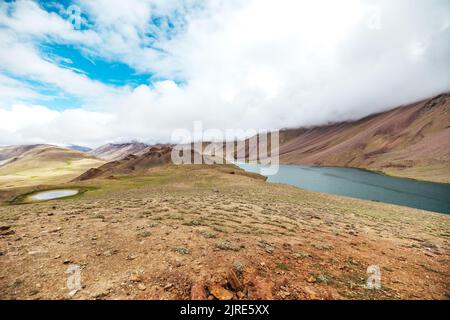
(67, 145), (92, 153)
(90, 142), (150, 161)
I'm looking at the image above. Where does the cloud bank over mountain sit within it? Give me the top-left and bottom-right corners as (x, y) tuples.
(0, 0), (449, 147)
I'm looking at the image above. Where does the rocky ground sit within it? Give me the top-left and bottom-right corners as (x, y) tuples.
(0, 165), (449, 300)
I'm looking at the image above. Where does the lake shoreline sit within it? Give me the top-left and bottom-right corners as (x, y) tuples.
(236, 163), (450, 214)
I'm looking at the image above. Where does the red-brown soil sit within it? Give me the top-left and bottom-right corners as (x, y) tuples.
(0, 165), (448, 300)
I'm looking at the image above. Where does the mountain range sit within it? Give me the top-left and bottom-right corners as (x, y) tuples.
(1, 93), (449, 185)
(275, 93), (450, 183)
(0, 144), (104, 188)
(234, 93), (450, 183)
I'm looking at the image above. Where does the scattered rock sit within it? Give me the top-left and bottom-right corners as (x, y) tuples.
(164, 283), (173, 290)
(104, 250), (112, 257)
(191, 283), (207, 300)
(307, 275), (317, 283)
(0, 226), (15, 236)
(209, 285), (234, 300)
(68, 289), (79, 298)
(228, 270), (242, 291)
(258, 240), (274, 253)
(303, 286), (319, 300)
(129, 274), (143, 282)
(29, 289), (39, 296)
(90, 282), (113, 299)
(279, 290), (290, 299)
(137, 283), (146, 291)
(28, 250), (48, 256)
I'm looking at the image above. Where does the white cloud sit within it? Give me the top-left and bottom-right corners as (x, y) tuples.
(0, 104), (115, 146)
(0, 104), (59, 132)
(0, 0), (449, 147)
(0, 29), (113, 98)
(0, 0), (100, 44)
(0, 74), (43, 104)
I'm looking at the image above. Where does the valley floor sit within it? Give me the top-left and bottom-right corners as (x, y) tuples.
(0, 165), (449, 300)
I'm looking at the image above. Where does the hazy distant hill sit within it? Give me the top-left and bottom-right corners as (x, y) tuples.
(67, 145), (92, 153)
(0, 144), (41, 167)
(0, 144), (104, 188)
(90, 142), (150, 161)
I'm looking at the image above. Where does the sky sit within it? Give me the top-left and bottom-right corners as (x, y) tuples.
(0, 0), (449, 147)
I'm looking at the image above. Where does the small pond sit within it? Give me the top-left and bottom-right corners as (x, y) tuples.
(28, 189), (79, 201)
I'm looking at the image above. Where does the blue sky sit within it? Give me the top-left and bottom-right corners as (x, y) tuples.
(0, 0), (449, 147)
(1, 0), (181, 110)
(41, 43), (152, 87)
(2, 0), (190, 111)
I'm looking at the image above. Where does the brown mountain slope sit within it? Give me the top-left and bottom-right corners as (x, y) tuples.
(0, 144), (44, 166)
(75, 146), (174, 181)
(275, 93), (450, 182)
(0, 145), (105, 188)
(234, 93), (449, 183)
(74, 146), (264, 182)
(90, 142), (150, 161)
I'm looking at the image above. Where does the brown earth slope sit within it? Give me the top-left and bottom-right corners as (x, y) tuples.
(75, 146), (174, 181)
(0, 165), (448, 300)
(75, 146), (264, 182)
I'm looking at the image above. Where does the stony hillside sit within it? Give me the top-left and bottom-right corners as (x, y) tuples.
(0, 165), (448, 300)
